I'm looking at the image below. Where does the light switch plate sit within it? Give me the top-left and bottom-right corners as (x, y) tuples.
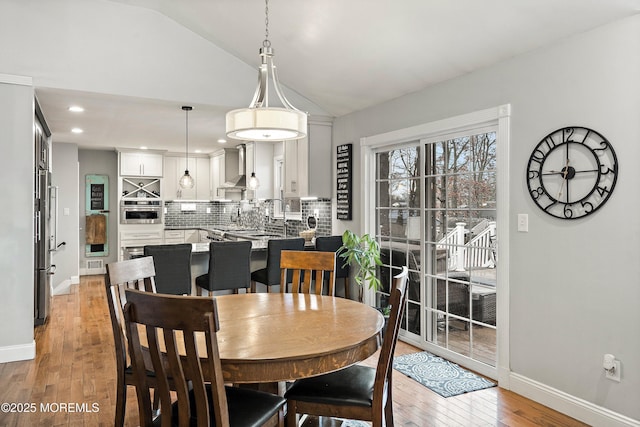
(517, 214), (528, 232)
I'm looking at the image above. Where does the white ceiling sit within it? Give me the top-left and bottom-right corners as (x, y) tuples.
(34, 0), (640, 154)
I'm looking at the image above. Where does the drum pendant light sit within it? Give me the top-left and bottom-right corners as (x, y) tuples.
(225, 0), (307, 141)
(179, 106), (195, 189)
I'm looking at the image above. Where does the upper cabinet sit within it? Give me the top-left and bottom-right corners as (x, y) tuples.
(120, 151), (164, 177)
(283, 118), (333, 199)
(245, 141), (275, 200)
(307, 119), (332, 198)
(164, 155), (211, 200)
(209, 148), (240, 200)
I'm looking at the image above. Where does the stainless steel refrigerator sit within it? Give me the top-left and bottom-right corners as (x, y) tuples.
(34, 171), (54, 324)
(34, 107), (55, 326)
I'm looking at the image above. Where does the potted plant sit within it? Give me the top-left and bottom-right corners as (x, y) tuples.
(338, 230), (383, 303)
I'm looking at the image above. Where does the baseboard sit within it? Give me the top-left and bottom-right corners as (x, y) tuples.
(0, 341), (35, 363)
(510, 373), (640, 427)
(79, 267), (106, 276)
(52, 279), (72, 296)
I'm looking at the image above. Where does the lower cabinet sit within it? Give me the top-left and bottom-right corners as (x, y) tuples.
(119, 229), (164, 260)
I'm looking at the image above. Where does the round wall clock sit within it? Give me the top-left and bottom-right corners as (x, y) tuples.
(526, 126), (618, 219)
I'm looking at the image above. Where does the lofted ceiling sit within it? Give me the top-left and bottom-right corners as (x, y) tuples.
(34, 0), (640, 154)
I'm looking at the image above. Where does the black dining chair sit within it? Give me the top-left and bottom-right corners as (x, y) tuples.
(315, 235), (350, 299)
(143, 243), (192, 295)
(284, 266), (409, 427)
(195, 240), (252, 295)
(250, 238), (305, 293)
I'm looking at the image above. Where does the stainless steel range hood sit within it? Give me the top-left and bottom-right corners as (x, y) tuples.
(224, 144), (246, 189)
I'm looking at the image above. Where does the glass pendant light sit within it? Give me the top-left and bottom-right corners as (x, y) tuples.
(248, 143), (260, 191)
(179, 106), (195, 189)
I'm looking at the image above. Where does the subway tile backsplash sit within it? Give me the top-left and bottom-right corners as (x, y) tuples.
(164, 199), (333, 237)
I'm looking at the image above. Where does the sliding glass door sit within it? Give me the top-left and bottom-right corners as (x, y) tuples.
(373, 127), (499, 377)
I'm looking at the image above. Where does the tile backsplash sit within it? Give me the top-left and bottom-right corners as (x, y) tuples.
(164, 199), (333, 237)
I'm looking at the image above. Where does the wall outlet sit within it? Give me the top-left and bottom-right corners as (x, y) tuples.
(206, 207), (211, 214)
(605, 361), (621, 382)
(314, 209), (319, 217)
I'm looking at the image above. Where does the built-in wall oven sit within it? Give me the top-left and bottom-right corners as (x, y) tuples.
(120, 199), (163, 224)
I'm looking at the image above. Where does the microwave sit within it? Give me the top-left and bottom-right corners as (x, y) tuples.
(120, 199), (163, 224)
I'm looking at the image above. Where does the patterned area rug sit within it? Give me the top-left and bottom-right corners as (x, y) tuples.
(393, 351), (496, 398)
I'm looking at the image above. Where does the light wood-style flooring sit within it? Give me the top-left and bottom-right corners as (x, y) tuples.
(0, 275), (589, 426)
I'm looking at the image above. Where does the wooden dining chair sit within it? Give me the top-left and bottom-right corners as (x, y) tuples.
(284, 266), (409, 427)
(104, 256), (157, 427)
(123, 289), (286, 427)
(279, 250), (336, 295)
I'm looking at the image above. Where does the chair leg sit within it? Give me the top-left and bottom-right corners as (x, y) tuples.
(285, 402), (298, 427)
(344, 277), (350, 299)
(251, 280), (257, 293)
(114, 376), (126, 427)
(384, 382), (394, 427)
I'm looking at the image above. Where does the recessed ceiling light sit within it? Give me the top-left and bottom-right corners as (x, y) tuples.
(217, 139), (227, 144)
(71, 128), (83, 134)
(68, 106), (84, 113)
(194, 149), (202, 153)
(140, 146), (148, 150)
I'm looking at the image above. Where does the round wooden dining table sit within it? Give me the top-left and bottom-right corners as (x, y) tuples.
(211, 292), (383, 384)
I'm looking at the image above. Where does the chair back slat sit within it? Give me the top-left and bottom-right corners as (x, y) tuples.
(280, 250), (336, 295)
(124, 290), (230, 427)
(373, 266), (409, 402)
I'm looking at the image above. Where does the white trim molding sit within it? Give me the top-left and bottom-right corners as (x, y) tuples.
(510, 373), (640, 427)
(0, 341), (35, 363)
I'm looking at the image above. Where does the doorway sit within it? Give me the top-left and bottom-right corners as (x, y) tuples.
(362, 106), (510, 380)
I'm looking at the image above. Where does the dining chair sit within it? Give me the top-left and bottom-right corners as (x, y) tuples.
(104, 256), (158, 427)
(279, 250), (336, 295)
(143, 243), (193, 295)
(195, 240), (252, 295)
(123, 289), (286, 427)
(251, 237), (305, 293)
(314, 235), (350, 299)
(284, 266), (409, 427)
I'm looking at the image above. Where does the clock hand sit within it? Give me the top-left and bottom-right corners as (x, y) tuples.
(556, 159), (570, 200)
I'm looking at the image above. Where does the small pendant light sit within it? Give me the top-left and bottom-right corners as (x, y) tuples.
(248, 142), (260, 191)
(179, 106), (195, 189)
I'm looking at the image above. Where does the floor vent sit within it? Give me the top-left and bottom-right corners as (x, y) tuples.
(86, 259), (104, 270)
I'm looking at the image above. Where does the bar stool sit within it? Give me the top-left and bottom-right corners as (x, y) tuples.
(195, 240), (252, 295)
(250, 237), (305, 293)
(143, 244), (192, 295)
(315, 235), (350, 299)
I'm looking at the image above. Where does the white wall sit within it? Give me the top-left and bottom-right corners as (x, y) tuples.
(0, 0), (328, 117)
(333, 14), (640, 424)
(0, 75), (35, 362)
(51, 142), (79, 292)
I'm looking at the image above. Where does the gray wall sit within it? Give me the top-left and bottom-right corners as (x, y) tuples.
(0, 76), (34, 360)
(78, 149), (119, 269)
(51, 142), (79, 290)
(333, 15), (640, 422)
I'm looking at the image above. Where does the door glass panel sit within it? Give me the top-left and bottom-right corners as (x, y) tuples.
(375, 130), (498, 372)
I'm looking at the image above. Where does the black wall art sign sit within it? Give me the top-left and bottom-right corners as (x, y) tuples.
(336, 144), (352, 220)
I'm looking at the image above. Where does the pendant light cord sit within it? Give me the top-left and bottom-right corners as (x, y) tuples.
(182, 106), (192, 170)
(263, 0), (270, 48)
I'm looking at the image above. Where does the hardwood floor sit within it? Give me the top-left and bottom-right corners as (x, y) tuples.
(0, 276), (589, 427)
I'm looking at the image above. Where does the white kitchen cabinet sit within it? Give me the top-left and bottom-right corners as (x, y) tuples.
(209, 148), (240, 200)
(245, 141), (274, 200)
(120, 151), (164, 177)
(119, 229), (164, 260)
(164, 155), (210, 200)
(307, 119), (332, 198)
(284, 138), (308, 198)
(164, 229), (185, 244)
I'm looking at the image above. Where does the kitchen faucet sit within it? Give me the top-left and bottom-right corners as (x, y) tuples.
(263, 198), (287, 238)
